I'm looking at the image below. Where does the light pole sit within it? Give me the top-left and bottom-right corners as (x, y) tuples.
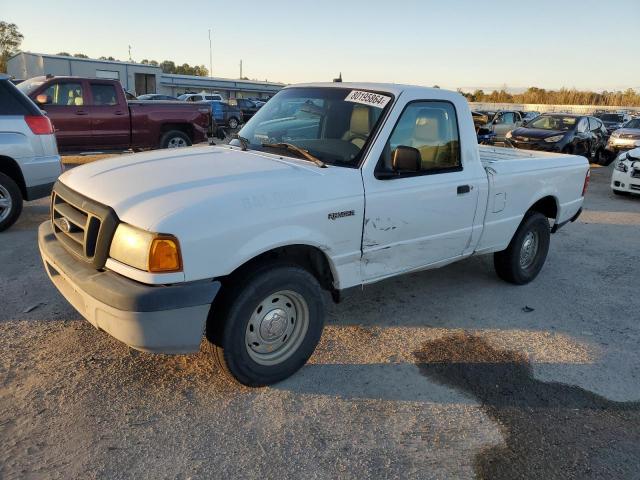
(208, 29), (213, 77)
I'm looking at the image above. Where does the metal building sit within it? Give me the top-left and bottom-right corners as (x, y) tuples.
(8, 52), (284, 99)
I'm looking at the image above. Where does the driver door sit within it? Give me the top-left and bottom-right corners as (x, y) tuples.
(361, 101), (481, 281)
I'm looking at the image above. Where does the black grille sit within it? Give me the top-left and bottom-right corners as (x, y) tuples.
(52, 192), (101, 259)
(50, 182), (119, 269)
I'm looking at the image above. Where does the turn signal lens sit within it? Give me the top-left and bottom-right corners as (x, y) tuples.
(25, 115), (54, 135)
(148, 237), (182, 272)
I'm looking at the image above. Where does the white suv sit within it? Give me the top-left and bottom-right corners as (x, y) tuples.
(178, 92), (223, 102)
(0, 75), (63, 231)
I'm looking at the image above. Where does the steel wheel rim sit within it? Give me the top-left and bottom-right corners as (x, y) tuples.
(167, 137), (187, 148)
(0, 184), (12, 222)
(245, 290), (309, 366)
(520, 230), (539, 269)
(229, 119), (238, 129)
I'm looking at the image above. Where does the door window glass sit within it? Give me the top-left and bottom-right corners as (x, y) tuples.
(90, 83), (118, 105)
(577, 118), (588, 132)
(383, 101), (461, 173)
(501, 112), (515, 124)
(42, 82), (84, 106)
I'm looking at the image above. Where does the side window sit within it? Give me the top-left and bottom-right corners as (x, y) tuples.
(42, 82), (84, 106)
(577, 118), (589, 133)
(589, 118), (601, 131)
(90, 83), (118, 105)
(502, 112), (515, 124)
(383, 101), (461, 174)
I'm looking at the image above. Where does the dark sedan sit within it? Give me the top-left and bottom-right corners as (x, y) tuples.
(506, 114), (608, 164)
(229, 98), (260, 122)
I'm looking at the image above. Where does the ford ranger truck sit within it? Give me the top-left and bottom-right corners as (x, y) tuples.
(38, 83), (590, 386)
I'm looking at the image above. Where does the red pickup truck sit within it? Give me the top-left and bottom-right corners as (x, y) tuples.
(17, 76), (213, 152)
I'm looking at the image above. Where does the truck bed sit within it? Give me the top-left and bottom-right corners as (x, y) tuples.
(474, 145), (588, 255)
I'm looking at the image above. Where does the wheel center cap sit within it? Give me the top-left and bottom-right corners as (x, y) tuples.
(260, 309), (288, 341)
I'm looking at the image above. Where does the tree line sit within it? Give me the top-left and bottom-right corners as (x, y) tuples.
(459, 86), (640, 107)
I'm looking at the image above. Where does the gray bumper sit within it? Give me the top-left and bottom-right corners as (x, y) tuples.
(38, 221), (220, 353)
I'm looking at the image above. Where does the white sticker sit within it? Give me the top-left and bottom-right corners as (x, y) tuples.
(344, 90), (391, 109)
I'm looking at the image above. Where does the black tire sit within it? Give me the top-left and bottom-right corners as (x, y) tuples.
(493, 211), (550, 285)
(227, 117), (239, 130)
(160, 130), (192, 149)
(0, 172), (23, 232)
(206, 263), (326, 387)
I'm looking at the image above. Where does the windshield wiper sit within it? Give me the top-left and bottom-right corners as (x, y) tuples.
(232, 133), (249, 151)
(261, 142), (326, 168)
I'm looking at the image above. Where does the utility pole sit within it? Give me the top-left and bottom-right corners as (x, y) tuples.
(128, 45), (132, 62)
(239, 60), (243, 79)
(208, 29), (213, 77)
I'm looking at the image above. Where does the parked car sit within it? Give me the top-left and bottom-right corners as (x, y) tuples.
(208, 100), (242, 129)
(38, 82), (589, 386)
(605, 118), (640, 159)
(229, 98), (260, 123)
(0, 74), (63, 231)
(521, 111), (541, 123)
(480, 110), (523, 142)
(178, 92), (223, 102)
(137, 94), (178, 101)
(18, 76), (214, 152)
(611, 147), (640, 196)
(594, 112), (632, 135)
(506, 114), (609, 163)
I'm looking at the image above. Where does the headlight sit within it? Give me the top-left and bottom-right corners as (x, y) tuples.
(109, 223), (182, 273)
(610, 131), (620, 138)
(505, 131), (513, 139)
(614, 161), (628, 173)
(544, 135), (564, 143)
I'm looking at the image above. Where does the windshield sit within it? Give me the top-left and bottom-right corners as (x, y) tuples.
(624, 119), (640, 129)
(597, 113), (624, 123)
(233, 87), (392, 167)
(526, 115), (577, 131)
(16, 77), (45, 96)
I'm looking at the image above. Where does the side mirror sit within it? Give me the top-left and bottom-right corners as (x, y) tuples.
(392, 146), (421, 172)
(35, 94), (52, 105)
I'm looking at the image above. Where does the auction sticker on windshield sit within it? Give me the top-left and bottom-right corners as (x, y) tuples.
(345, 90), (391, 109)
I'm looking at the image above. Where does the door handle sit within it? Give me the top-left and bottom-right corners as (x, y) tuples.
(75, 110), (88, 115)
(457, 185), (471, 195)
(114, 111), (125, 116)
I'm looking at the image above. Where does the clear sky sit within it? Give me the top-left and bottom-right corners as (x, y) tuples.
(2, 0), (639, 92)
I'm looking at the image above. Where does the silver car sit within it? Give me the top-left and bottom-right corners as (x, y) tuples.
(0, 75), (62, 231)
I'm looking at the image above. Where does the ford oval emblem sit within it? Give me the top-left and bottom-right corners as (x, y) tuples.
(59, 218), (71, 233)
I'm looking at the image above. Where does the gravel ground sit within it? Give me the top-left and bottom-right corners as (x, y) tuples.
(0, 158), (639, 479)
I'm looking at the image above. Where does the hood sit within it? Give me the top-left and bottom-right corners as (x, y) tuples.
(511, 127), (567, 140)
(59, 145), (332, 230)
(611, 128), (640, 138)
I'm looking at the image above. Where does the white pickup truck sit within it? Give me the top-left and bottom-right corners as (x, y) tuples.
(38, 83), (589, 386)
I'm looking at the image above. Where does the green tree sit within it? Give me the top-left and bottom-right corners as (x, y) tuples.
(0, 21), (24, 73)
(73, 53), (89, 58)
(57, 51), (71, 56)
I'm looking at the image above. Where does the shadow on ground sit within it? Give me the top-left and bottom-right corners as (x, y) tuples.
(414, 332), (640, 480)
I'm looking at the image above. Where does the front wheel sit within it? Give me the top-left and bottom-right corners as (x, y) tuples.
(206, 264), (326, 387)
(227, 117), (239, 129)
(494, 211), (550, 285)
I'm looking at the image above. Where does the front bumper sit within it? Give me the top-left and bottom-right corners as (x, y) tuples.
(506, 139), (564, 152)
(611, 168), (640, 194)
(38, 221), (220, 353)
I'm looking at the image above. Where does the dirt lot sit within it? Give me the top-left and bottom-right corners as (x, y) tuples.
(1, 157), (639, 480)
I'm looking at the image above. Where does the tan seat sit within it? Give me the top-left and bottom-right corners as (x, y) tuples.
(342, 105), (371, 148)
(412, 109), (454, 169)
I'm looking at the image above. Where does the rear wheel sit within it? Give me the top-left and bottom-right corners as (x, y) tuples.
(206, 264), (326, 386)
(227, 117), (239, 129)
(494, 211), (550, 285)
(160, 130), (192, 149)
(0, 172), (23, 232)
